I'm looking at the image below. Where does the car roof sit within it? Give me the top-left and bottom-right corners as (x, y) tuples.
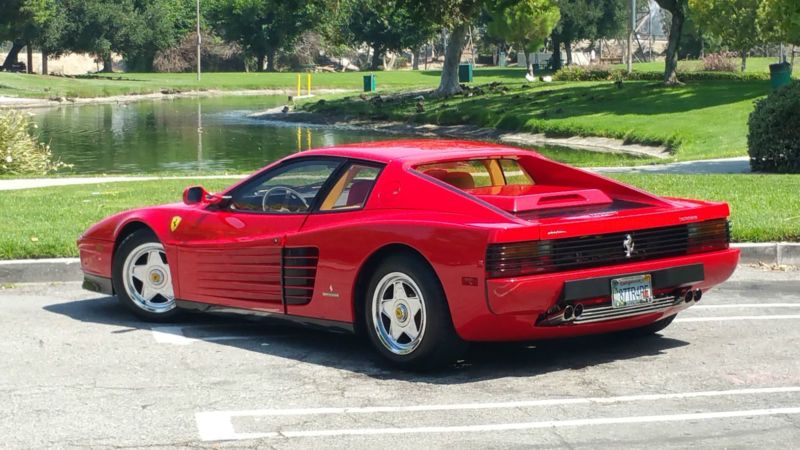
(290, 139), (537, 165)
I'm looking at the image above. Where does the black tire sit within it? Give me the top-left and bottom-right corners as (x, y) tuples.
(618, 315), (676, 338)
(112, 229), (180, 322)
(364, 253), (467, 370)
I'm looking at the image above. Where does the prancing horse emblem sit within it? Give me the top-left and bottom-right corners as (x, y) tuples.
(623, 234), (635, 258)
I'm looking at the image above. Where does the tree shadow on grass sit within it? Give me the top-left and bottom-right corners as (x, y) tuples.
(429, 80), (768, 125)
(45, 295), (689, 385)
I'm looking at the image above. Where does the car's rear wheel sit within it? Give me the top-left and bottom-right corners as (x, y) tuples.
(112, 230), (179, 321)
(365, 254), (467, 370)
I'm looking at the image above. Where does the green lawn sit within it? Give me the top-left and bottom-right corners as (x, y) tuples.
(0, 178), (238, 259)
(0, 173), (796, 259)
(0, 68), (528, 99)
(613, 56), (799, 74)
(305, 79), (770, 160)
(611, 173), (800, 243)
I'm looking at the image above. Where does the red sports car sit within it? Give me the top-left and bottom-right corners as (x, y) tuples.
(78, 140), (739, 368)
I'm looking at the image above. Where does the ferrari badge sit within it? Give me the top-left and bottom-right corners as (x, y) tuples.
(170, 216), (182, 232)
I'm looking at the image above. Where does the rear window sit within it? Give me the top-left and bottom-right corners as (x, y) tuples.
(416, 158), (533, 190)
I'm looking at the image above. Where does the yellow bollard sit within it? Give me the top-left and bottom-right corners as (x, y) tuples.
(307, 128), (312, 149)
(307, 73), (311, 96)
(297, 74), (301, 98)
(296, 126), (302, 152)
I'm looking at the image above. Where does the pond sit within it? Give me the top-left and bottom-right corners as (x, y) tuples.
(32, 95), (409, 174)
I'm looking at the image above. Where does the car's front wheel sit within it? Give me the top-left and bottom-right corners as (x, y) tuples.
(364, 254), (467, 370)
(112, 229), (179, 321)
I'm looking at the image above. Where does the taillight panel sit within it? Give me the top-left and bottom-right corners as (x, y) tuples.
(486, 218), (731, 279)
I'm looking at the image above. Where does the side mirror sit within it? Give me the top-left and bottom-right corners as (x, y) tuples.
(183, 185), (231, 206)
(183, 185), (208, 205)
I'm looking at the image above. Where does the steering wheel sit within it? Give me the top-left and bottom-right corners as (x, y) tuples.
(260, 186), (309, 212)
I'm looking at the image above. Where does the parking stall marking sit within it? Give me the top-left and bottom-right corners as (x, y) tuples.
(691, 303), (800, 309)
(150, 325), (286, 345)
(195, 386), (800, 441)
(675, 314), (800, 323)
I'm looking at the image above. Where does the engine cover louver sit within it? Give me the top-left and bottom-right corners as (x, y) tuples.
(282, 247), (319, 305)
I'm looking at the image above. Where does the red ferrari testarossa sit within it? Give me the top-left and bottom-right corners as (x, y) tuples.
(78, 140), (739, 368)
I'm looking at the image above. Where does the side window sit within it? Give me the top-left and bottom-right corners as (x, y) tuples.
(500, 159), (534, 185)
(319, 163), (381, 211)
(229, 159), (341, 213)
(416, 160), (492, 189)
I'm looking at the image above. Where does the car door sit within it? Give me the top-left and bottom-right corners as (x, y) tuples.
(173, 157), (343, 313)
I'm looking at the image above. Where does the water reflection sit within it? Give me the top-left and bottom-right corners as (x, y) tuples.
(32, 96), (408, 174)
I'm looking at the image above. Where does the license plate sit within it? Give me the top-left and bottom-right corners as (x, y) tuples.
(611, 274), (653, 308)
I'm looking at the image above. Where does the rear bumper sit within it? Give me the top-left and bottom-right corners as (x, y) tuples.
(456, 248), (739, 341)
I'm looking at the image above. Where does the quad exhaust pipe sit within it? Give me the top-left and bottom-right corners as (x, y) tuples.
(540, 303), (584, 325)
(683, 289), (703, 303)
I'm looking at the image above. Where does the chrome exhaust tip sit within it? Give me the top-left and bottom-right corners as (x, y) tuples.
(563, 305), (575, 320)
(694, 289), (703, 302)
(574, 303), (584, 319)
(684, 290), (694, 303)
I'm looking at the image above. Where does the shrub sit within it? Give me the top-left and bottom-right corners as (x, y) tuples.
(553, 67), (769, 82)
(0, 111), (70, 175)
(702, 52), (737, 72)
(748, 81), (800, 173)
(153, 31), (244, 73)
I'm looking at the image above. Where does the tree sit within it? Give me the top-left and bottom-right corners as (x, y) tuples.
(410, 0), (486, 96)
(0, 0), (66, 73)
(209, 0), (327, 71)
(550, 0), (625, 69)
(56, 0), (143, 72)
(0, 0), (27, 70)
(342, 0), (438, 70)
(758, 0), (800, 63)
(689, 0), (762, 71)
(121, 0), (190, 71)
(486, 0), (560, 76)
(654, 0), (688, 85)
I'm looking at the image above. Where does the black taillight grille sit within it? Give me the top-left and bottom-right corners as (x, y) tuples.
(486, 219), (730, 278)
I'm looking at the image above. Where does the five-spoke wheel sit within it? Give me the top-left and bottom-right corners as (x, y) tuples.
(365, 253), (467, 370)
(122, 242), (175, 313)
(372, 272), (427, 355)
(113, 229), (179, 321)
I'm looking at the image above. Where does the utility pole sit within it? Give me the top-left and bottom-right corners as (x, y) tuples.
(196, 0), (202, 81)
(627, 0), (636, 73)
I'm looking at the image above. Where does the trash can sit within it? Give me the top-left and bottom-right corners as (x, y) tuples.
(498, 51), (507, 67)
(363, 74), (376, 92)
(770, 62), (792, 90)
(458, 63), (473, 83)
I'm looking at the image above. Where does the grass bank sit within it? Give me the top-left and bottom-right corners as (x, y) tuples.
(0, 173), (795, 259)
(304, 79), (769, 160)
(0, 178), (238, 259)
(0, 68), (528, 99)
(610, 173), (800, 243)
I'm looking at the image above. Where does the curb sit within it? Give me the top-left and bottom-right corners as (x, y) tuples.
(732, 243), (800, 266)
(0, 244), (798, 284)
(0, 258), (81, 283)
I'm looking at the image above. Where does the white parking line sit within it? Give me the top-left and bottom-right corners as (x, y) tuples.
(195, 386), (800, 441)
(150, 326), (268, 345)
(693, 303), (800, 309)
(237, 408), (800, 439)
(676, 315), (800, 323)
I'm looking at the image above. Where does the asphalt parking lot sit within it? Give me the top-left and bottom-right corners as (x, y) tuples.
(2, 266), (799, 448)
